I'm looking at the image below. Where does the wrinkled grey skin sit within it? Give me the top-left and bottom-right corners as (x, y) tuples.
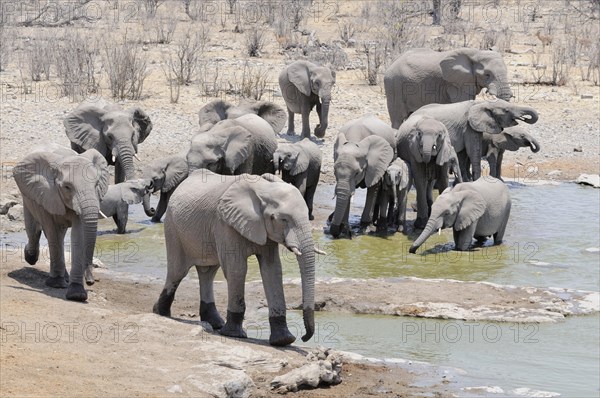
(198, 99), (287, 134)
(279, 60), (336, 139)
(410, 177), (511, 253)
(13, 146), (109, 301)
(273, 139), (322, 221)
(99, 179), (150, 234)
(153, 171), (316, 347)
(187, 114), (278, 176)
(375, 158), (411, 232)
(64, 101), (152, 184)
(480, 126), (541, 181)
(396, 115), (463, 229)
(384, 48), (513, 127)
(330, 116), (396, 238)
(142, 152), (189, 222)
(412, 99), (538, 182)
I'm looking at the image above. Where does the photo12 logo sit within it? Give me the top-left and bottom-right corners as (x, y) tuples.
(1, 321), (139, 344)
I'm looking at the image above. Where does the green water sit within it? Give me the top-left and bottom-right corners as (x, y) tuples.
(4, 183), (599, 395)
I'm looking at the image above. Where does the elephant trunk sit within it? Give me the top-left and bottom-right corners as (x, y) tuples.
(315, 99), (330, 138)
(142, 192), (156, 217)
(273, 152), (280, 174)
(292, 219), (316, 342)
(73, 193), (100, 284)
(421, 136), (435, 164)
(115, 141), (137, 181)
(517, 107), (539, 125)
(330, 184), (350, 238)
(528, 137), (541, 153)
(409, 217), (443, 253)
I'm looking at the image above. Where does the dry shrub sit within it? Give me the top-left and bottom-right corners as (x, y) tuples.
(164, 26), (209, 86)
(142, 0), (164, 18)
(54, 30), (100, 99)
(245, 26), (266, 57)
(0, 26), (14, 72)
(20, 33), (53, 82)
(550, 41), (570, 86)
(153, 17), (178, 44)
(103, 34), (148, 100)
(338, 20), (358, 46)
(198, 59), (223, 97)
(362, 41), (385, 86)
(237, 61), (269, 100)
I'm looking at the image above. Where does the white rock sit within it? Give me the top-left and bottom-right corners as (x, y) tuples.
(510, 387), (560, 397)
(167, 385), (182, 393)
(574, 174), (600, 188)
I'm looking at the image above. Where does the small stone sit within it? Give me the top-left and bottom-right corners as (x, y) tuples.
(547, 170), (562, 176)
(7, 204), (23, 221)
(573, 146), (583, 152)
(581, 94), (594, 99)
(166, 385), (182, 393)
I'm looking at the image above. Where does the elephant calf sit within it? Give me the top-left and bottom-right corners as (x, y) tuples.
(481, 127), (541, 181)
(142, 152), (189, 222)
(375, 159), (410, 232)
(410, 177), (511, 253)
(273, 138), (322, 220)
(153, 170), (317, 347)
(99, 179), (150, 234)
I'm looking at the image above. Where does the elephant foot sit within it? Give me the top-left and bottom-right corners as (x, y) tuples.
(150, 216), (162, 223)
(200, 301), (224, 330)
(116, 228), (127, 234)
(66, 283), (88, 302)
(24, 245), (39, 265)
(45, 275), (68, 288)
(219, 311), (247, 339)
(84, 266), (95, 286)
(414, 217), (428, 230)
(409, 245), (419, 254)
(286, 129), (296, 136)
(153, 288), (175, 316)
(314, 125), (326, 138)
(309, 213), (314, 221)
(269, 316), (296, 346)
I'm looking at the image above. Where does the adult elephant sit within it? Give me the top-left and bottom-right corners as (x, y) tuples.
(198, 99), (287, 134)
(410, 177), (511, 253)
(480, 126), (541, 180)
(330, 116), (395, 238)
(411, 99), (538, 181)
(279, 60), (336, 138)
(64, 101), (152, 184)
(142, 152), (189, 222)
(153, 171), (316, 347)
(187, 114), (278, 175)
(384, 48), (513, 127)
(13, 146), (109, 301)
(396, 115), (462, 229)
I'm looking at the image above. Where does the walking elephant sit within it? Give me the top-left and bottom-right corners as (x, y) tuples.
(481, 127), (541, 180)
(64, 101), (152, 184)
(198, 99), (287, 134)
(153, 171), (317, 347)
(187, 114), (278, 175)
(13, 146), (109, 301)
(375, 158), (410, 232)
(329, 116), (395, 238)
(410, 177), (511, 253)
(273, 138), (322, 220)
(279, 60), (336, 138)
(396, 115), (462, 229)
(384, 48), (513, 127)
(411, 99), (538, 181)
(99, 179), (150, 234)
(142, 152), (189, 222)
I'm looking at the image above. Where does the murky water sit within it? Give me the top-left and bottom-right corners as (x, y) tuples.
(4, 182), (599, 396)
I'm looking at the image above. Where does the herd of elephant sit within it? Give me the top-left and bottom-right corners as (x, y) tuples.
(12, 48), (540, 346)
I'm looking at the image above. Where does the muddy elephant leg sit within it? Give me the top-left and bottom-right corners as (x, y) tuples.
(44, 225), (68, 288)
(360, 184), (380, 227)
(152, 191), (173, 223)
(487, 151), (498, 179)
(413, 166), (429, 229)
(396, 187), (408, 232)
(376, 191), (389, 232)
(286, 109), (295, 135)
(23, 205), (41, 265)
(115, 203), (128, 234)
(453, 224), (476, 251)
(257, 246), (295, 346)
(304, 184), (316, 221)
(196, 265), (224, 329)
(494, 213), (510, 245)
(496, 151), (504, 181)
(300, 101), (311, 139)
(153, 241), (189, 316)
(466, 135), (483, 181)
(219, 253), (248, 339)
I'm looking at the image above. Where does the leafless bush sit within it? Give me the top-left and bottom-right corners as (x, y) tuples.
(21, 35), (53, 82)
(237, 61), (269, 100)
(305, 42), (348, 71)
(338, 20), (358, 46)
(54, 31), (100, 99)
(104, 35), (148, 100)
(479, 26), (512, 52)
(550, 41), (570, 86)
(529, 51), (546, 84)
(0, 26), (14, 71)
(227, 0), (237, 14)
(165, 27), (208, 85)
(198, 59), (223, 97)
(586, 42), (600, 85)
(287, 0), (311, 30)
(161, 63), (180, 103)
(153, 17), (178, 44)
(245, 26), (266, 57)
(142, 0), (164, 18)
(362, 42), (384, 86)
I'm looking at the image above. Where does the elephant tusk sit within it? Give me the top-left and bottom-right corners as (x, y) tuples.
(314, 247), (327, 255)
(438, 228), (441, 235)
(112, 155), (116, 163)
(134, 154), (141, 161)
(99, 210), (108, 219)
(291, 247), (303, 256)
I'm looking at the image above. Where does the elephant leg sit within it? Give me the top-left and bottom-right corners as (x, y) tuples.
(196, 265), (224, 329)
(300, 102), (311, 139)
(23, 205), (41, 265)
(487, 152), (498, 179)
(453, 224), (476, 251)
(466, 136), (483, 181)
(396, 188), (408, 232)
(115, 203), (128, 234)
(376, 191), (389, 232)
(304, 184), (316, 221)
(153, 240), (190, 316)
(496, 151), (504, 181)
(413, 168), (429, 229)
(286, 109), (295, 135)
(426, 180), (435, 217)
(152, 191), (173, 223)
(494, 214), (510, 245)
(44, 225), (68, 288)
(256, 247), (295, 346)
(360, 184), (380, 227)
(219, 255), (248, 339)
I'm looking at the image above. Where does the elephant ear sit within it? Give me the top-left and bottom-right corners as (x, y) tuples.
(468, 103), (503, 134)
(455, 190), (486, 231)
(131, 108), (153, 144)
(63, 104), (108, 156)
(291, 147), (310, 176)
(287, 62), (312, 97)
(80, 149), (110, 199)
(163, 156), (189, 192)
(333, 133), (348, 161)
(120, 181), (145, 205)
(13, 151), (66, 215)
(249, 101), (287, 134)
(436, 132), (455, 166)
(361, 135), (394, 187)
(440, 50), (475, 85)
(218, 177), (267, 245)
(217, 126), (252, 173)
(198, 100), (233, 131)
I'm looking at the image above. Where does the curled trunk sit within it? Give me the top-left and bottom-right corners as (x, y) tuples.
(528, 137), (541, 153)
(315, 100), (330, 138)
(294, 219), (316, 342)
(410, 217), (443, 253)
(142, 192), (155, 216)
(517, 107), (539, 125)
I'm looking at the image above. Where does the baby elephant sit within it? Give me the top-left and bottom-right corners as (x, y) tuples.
(376, 159), (410, 232)
(100, 179), (150, 234)
(273, 138), (322, 220)
(481, 127), (541, 181)
(410, 177), (511, 253)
